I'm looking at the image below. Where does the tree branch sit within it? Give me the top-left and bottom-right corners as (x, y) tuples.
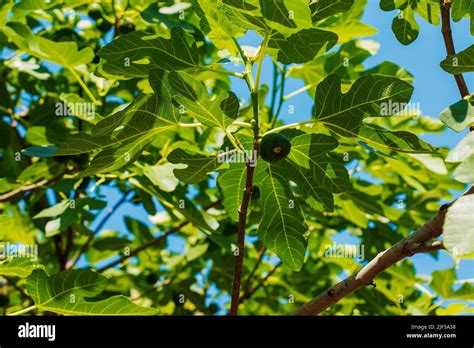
(243, 246), (267, 294)
(228, 36), (264, 316)
(229, 141), (258, 316)
(440, 0), (470, 98)
(97, 201), (220, 272)
(0, 169), (74, 202)
(98, 221), (188, 272)
(240, 261), (281, 304)
(291, 200), (461, 315)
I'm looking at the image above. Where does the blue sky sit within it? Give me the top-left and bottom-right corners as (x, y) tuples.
(11, 1), (470, 307)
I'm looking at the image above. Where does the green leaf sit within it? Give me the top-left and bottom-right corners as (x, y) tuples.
(22, 146), (59, 158)
(218, 163), (248, 222)
(314, 74), (437, 154)
(24, 70), (181, 176)
(446, 132), (474, 184)
(0, 257), (41, 278)
(391, 10), (419, 45)
(311, 0), (355, 22)
(268, 28), (338, 64)
(255, 161), (308, 271)
(443, 195), (474, 258)
(93, 237), (131, 251)
(430, 268), (474, 300)
(380, 0), (440, 45)
(26, 269), (158, 315)
(169, 71), (237, 129)
(97, 27), (199, 79)
(440, 98), (474, 132)
(288, 134), (349, 194)
(144, 163), (182, 192)
(259, 0), (312, 34)
(195, 0), (262, 54)
(440, 45), (474, 74)
(451, 0), (474, 35)
(286, 160), (335, 212)
(446, 132), (474, 163)
(3, 22), (94, 68)
(33, 200), (71, 219)
(167, 148), (226, 184)
(125, 216), (153, 244)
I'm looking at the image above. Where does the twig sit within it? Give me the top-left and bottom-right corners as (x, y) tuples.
(243, 246), (267, 294)
(291, 201), (458, 315)
(440, 0), (470, 98)
(67, 191), (132, 269)
(0, 169), (74, 202)
(240, 261), (281, 304)
(98, 221), (187, 272)
(272, 65), (287, 127)
(97, 201), (220, 272)
(229, 104), (260, 315)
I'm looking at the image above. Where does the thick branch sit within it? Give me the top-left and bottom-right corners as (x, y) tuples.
(229, 141), (259, 316)
(292, 208), (448, 316)
(440, 0), (470, 98)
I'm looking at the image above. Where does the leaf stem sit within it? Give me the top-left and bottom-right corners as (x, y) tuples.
(67, 67), (101, 106)
(8, 305), (37, 316)
(254, 33), (270, 93)
(272, 65), (287, 127)
(440, 1), (470, 98)
(284, 83), (316, 101)
(197, 66), (245, 79)
(178, 121), (253, 129)
(263, 120), (317, 136)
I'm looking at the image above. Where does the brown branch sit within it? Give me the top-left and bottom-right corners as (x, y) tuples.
(229, 141), (259, 316)
(292, 195), (468, 315)
(440, 0), (470, 98)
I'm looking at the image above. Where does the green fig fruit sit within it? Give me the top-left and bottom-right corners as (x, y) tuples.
(260, 133), (291, 163)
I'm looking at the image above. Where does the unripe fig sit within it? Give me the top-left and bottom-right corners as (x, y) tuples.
(260, 133), (291, 163)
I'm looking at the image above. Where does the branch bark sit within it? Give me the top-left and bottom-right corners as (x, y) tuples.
(292, 210), (448, 315)
(440, 0), (470, 98)
(293, 185), (474, 315)
(229, 141), (258, 316)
